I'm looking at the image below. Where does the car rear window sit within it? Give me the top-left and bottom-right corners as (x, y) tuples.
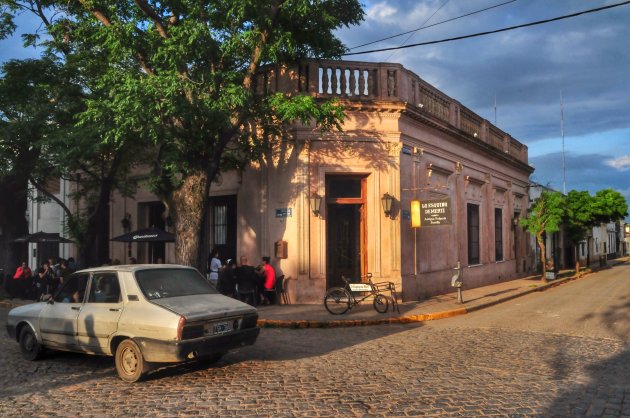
(135, 268), (218, 300)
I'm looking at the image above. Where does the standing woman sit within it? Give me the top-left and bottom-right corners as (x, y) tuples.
(207, 248), (222, 287)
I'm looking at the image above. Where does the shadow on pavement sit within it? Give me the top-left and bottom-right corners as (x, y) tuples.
(545, 345), (630, 416)
(143, 322), (422, 381)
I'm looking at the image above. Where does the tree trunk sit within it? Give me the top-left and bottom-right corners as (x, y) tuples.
(586, 237), (591, 269)
(537, 233), (547, 283)
(574, 246), (580, 277)
(168, 170), (208, 269)
(0, 174), (29, 275)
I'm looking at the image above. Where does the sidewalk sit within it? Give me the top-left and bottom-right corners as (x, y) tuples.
(256, 256), (629, 328)
(1, 257), (627, 328)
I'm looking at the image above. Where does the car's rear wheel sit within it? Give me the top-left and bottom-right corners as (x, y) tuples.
(115, 339), (149, 382)
(19, 326), (43, 361)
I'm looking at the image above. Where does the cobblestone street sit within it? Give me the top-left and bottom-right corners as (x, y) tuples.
(1, 311), (629, 416)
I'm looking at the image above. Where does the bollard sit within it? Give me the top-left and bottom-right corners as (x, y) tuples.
(451, 261), (464, 304)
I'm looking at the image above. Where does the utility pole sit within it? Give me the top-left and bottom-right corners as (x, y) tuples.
(561, 91), (566, 195)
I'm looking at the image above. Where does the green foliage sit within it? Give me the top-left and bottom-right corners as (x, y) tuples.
(592, 188), (628, 224)
(564, 190), (594, 245)
(520, 190), (565, 237)
(2, 0), (365, 265)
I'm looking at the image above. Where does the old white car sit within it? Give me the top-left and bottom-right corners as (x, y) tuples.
(6, 265), (260, 382)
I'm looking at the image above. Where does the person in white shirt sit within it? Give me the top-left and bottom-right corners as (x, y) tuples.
(207, 248), (222, 287)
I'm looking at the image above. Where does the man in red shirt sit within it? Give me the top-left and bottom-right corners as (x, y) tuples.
(260, 256), (276, 304)
(12, 261), (32, 299)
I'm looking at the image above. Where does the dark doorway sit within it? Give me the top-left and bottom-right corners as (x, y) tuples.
(137, 202), (167, 263)
(325, 175), (367, 288)
(208, 195), (237, 265)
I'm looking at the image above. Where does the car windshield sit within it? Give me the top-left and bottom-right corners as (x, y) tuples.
(135, 268), (217, 300)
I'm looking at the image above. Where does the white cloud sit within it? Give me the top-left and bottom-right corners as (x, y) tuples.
(365, 3), (398, 22)
(605, 156), (630, 170)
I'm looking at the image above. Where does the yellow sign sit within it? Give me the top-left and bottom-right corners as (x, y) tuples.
(411, 200), (421, 228)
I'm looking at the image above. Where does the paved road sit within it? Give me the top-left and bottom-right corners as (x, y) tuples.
(1, 263), (629, 417)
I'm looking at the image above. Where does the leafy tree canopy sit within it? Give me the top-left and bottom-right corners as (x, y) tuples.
(592, 188), (628, 224)
(520, 190), (565, 236)
(1, 0), (366, 266)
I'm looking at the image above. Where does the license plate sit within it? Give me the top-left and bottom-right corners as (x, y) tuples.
(213, 321), (232, 335)
(349, 283), (372, 292)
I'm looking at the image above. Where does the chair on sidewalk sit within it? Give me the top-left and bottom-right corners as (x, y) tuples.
(277, 275), (290, 305)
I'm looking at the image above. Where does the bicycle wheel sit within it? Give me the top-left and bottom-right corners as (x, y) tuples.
(324, 288), (352, 315)
(373, 293), (389, 313)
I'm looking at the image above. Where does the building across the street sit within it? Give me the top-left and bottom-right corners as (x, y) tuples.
(107, 59), (534, 302)
(28, 59), (537, 303)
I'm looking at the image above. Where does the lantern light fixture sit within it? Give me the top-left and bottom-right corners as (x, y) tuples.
(310, 193), (322, 217)
(381, 193), (394, 218)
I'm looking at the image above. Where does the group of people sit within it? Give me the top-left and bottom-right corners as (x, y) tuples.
(5, 257), (76, 300)
(207, 249), (277, 305)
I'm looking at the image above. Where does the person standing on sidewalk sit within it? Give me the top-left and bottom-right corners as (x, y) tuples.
(36, 261), (55, 299)
(259, 256), (276, 305)
(12, 261), (32, 299)
(207, 248), (222, 287)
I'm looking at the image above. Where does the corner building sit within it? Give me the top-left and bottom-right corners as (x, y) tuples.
(112, 59), (534, 303)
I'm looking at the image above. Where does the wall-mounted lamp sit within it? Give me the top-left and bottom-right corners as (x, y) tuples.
(427, 163), (433, 178)
(121, 213), (132, 233)
(381, 193), (395, 218)
(417, 103), (424, 108)
(473, 132), (478, 138)
(310, 193), (322, 217)
(512, 216), (520, 228)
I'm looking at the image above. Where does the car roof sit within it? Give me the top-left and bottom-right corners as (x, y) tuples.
(74, 264), (197, 274)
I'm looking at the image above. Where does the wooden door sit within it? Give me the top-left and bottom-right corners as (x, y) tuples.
(325, 175), (367, 288)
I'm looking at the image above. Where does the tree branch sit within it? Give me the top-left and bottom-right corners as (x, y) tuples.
(242, 0), (285, 90)
(28, 175), (73, 220)
(133, 0), (169, 39)
(78, 0), (156, 76)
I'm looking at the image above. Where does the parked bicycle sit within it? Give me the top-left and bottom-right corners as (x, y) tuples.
(324, 273), (399, 315)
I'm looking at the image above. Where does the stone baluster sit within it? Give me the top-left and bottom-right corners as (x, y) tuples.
(340, 67), (347, 96)
(321, 67), (329, 94)
(349, 69), (357, 97)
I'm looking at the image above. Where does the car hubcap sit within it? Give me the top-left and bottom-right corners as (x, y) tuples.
(122, 348), (138, 374)
(24, 334), (34, 351)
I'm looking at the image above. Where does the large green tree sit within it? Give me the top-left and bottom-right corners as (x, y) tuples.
(0, 54), (143, 268)
(592, 188), (628, 225)
(564, 190), (595, 274)
(520, 190), (565, 282)
(2, 0), (364, 269)
(0, 58), (71, 272)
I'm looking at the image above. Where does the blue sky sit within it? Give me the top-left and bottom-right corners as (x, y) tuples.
(335, 0), (630, 204)
(2, 0), (629, 206)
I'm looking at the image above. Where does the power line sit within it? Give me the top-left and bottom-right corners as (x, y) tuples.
(384, 0), (450, 62)
(343, 0), (630, 56)
(350, 0), (517, 51)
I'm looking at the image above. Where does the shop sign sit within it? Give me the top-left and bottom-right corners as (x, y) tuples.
(275, 208), (292, 218)
(411, 198), (452, 227)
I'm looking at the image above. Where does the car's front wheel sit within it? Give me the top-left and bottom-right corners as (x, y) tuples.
(115, 339), (149, 383)
(19, 326), (43, 361)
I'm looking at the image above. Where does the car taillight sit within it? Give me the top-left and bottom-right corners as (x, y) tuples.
(177, 315), (186, 340)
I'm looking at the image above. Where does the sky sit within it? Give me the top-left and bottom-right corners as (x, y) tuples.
(1, 0), (629, 209)
(334, 0), (630, 206)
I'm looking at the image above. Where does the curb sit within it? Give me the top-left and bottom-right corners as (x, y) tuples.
(258, 259), (630, 329)
(256, 272), (591, 329)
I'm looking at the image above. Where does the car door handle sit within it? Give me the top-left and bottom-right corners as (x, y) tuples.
(71, 306), (81, 311)
(109, 308), (121, 312)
